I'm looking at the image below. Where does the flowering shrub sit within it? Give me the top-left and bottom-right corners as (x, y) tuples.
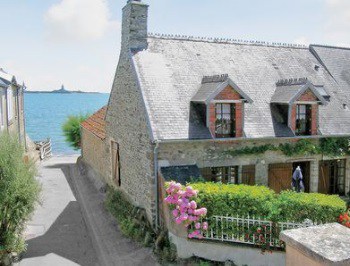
(164, 181), (208, 238)
(339, 211), (350, 228)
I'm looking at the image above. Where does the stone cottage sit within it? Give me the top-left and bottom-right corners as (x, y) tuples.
(0, 68), (26, 146)
(81, 0), (350, 228)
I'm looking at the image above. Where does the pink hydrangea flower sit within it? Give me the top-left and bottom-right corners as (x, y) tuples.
(172, 209), (179, 217)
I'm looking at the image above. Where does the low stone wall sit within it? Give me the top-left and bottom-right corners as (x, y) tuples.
(170, 232), (285, 266)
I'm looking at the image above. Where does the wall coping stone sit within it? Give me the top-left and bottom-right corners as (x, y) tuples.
(280, 223), (350, 265)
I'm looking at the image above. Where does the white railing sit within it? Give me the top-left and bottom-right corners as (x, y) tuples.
(198, 215), (318, 248)
(35, 138), (52, 160)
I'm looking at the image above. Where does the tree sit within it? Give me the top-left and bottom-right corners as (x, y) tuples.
(62, 114), (88, 150)
(0, 134), (40, 255)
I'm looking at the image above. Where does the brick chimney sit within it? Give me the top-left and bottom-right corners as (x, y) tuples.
(122, 0), (149, 51)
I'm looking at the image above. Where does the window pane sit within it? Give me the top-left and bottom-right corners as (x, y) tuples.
(222, 104), (231, 113)
(215, 103), (236, 138)
(296, 104), (311, 136)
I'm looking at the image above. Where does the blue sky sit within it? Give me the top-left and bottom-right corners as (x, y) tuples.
(1, 0), (349, 92)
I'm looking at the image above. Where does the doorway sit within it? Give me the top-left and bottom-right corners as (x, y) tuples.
(111, 141), (121, 187)
(268, 162), (310, 193)
(319, 160), (346, 195)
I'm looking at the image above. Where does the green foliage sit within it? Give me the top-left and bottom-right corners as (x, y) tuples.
(189, 182), (346, 223)
(105, 188), (154, 243)
(191, 183), (276, 218)
(225, 144), (277, 157)
(62, 114), (88, 150)
(0, 134), (40, 254)
(275, 191), (346, 223)
(224, 137), (350, 158)
(278, 139), (319, 156)
(319, 137), (350, 157)
(106, 189), (178, 263)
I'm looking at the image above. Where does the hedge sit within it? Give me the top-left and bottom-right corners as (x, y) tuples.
(191, 183), (276, 218)
(0, 134), (40, 254)
(276, 191), (346, 223)
(190, 182), (346, 223)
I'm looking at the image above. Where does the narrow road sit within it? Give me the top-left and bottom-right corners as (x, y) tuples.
(18, 156), (157, 266)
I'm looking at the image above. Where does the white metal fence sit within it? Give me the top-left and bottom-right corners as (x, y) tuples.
(35, 138), (52, 160)
(197, 215), (318, 248)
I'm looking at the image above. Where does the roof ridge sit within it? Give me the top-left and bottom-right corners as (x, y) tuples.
(148, 32), (308, 49)
(310, 44), (350, 51)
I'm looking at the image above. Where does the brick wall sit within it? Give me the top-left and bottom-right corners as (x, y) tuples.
(311, 105), (318, 135)
(290, 105), (297, 131)
(214, 85), (241, 101)
(208, 85), (244, 137)
(290, 89), (319, 135)
(298, 89), (317, 102)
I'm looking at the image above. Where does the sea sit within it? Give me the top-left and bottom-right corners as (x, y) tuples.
(24, 93), (110, 155)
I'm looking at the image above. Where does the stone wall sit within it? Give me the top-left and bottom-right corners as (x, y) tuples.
(105, 0), (155, 225)
(81, 127), (111, 185)
(157, 138), (350, 193)
(106, 55), (155, 226)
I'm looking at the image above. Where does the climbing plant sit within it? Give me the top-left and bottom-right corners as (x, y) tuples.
(224, 137), (350, 158)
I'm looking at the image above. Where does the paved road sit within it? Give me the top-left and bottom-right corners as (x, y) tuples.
(18, 156), (97, 266)
(18, 156), (157, 266)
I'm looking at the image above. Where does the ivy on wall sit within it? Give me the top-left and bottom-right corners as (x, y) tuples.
(224, 137), (350, 158)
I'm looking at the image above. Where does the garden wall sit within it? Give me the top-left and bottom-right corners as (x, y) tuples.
(169, 232), (285, 266)
(159, 178), (285, 265)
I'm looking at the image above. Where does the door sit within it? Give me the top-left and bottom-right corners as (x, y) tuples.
(242, 165), (255, 185)
(319, 160), (346, 195)
(319, 161), (330, 194)
(111, 141), (121, 186)
(268, 163), (293, 193)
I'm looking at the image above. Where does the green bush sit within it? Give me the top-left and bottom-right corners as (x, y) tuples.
(275, 191), (346, 223)
(189, 182), (346, 223)
(191, 183), (276, 218)
(0, 134), (40, 254)
(62, 114), (88, 150)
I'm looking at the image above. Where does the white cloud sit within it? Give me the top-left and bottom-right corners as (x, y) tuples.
(325, 0), (350, 46)
(45, 0), (119, 42)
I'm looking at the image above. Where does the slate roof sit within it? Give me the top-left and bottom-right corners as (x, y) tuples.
(310, 45), (350, 99)
(132, 36), (350, 140)
(0, 78), (8, 88)
(192, 75), (253, 104)
(81, 106), (107, 139)
(271, 79), (327, 105)
(160, 165), (202, 184)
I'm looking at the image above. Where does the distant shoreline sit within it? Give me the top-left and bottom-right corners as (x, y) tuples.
(25, 91), (108, 94)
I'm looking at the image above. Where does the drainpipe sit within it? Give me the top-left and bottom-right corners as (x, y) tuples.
(153, 140), (160, 232)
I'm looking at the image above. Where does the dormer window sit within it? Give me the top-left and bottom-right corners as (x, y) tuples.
(191, 74), (253, 139)
(215, 103), (236, 138)
(271, 78), (328, 137)
(295, 104), (312, 136)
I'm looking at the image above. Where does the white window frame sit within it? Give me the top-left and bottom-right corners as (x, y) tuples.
(7, 87), (13, 121)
